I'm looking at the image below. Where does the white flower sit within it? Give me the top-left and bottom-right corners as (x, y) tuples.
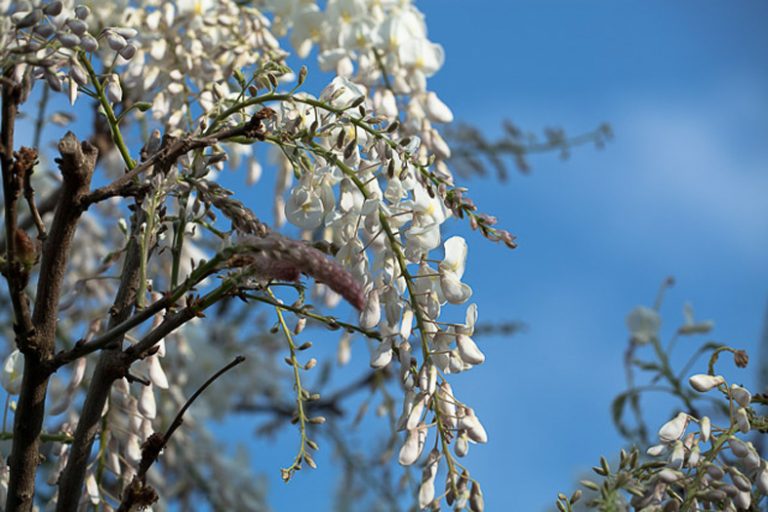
(736, 407), (750, 433)
(359, 287), (381, 329)
(105, 74), (122, 103)
(320, 76), (367, 110)
(730, 384), (751, 407)
(438, 236), (472, 304)
(679, 302), (714, 334)
(424, 92), (453, 123)
(688, 374), (724, 392)
(398, 38), (444, 77)
(1, 350), (23, 395)
(456, 334), (484, 365)
(626, 306), (660, 344)
(85, 473), (100, 505)
(646, 444), (667, 457)
(138, 384), (156, 419)
(700, 416), (711, 443)
(285, 185), (324, 229)
(370, 338), (393, 369)
(658, 412), (688, 443)
(398, 425), (427, 466)
(459, 408), (488, 444)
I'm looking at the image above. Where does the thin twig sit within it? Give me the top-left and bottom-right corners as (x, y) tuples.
(116, 356), (246, 512)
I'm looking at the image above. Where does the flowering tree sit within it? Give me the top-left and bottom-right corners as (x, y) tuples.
(0, 1), (763, 512)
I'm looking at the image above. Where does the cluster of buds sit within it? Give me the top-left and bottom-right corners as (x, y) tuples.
(4, 1), (139, 106)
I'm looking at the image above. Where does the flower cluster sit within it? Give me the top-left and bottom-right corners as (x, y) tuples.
(563, 292), (768, 512)
(0, 0), (514, 510)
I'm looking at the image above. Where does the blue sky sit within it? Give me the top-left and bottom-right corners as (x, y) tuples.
(234, 1), (768, 510)
(7, 1), (765, 510)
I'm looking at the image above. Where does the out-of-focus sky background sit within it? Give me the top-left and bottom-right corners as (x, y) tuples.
(230, 1), (768, 510)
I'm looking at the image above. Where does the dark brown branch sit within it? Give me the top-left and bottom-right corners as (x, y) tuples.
(1, 76), (35, 347)
(50, 293), (175, 370)
(5, 130), (97, 511)
(22, 157), (47, 240)
(117, 356), (246, 512)
(236, 369), (385, 419)
(82, 108), (274, 207)
(55, 226), (143, 512)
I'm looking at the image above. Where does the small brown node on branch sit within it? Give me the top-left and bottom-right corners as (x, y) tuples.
(121, 475), (159, 511)
(13, 228), (37, 269)
(12, 146), (38, 180)
(244, 107), (276, 140)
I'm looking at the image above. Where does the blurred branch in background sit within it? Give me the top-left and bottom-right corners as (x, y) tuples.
(446, 121), (613, 180)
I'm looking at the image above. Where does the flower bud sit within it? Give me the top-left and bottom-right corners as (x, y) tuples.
(658, 468), (682, 483)
(727, 466), (752, 492)
(80, 34), (98, 52)
(455, 431), (469, 457)
(15, 9), (42, 29)
(700, 416), (711, 443)
(687, 444), (700, 467)
(43, 2), (63, 16)
(106, 32), (127, 51)
(736, 407), (750, 434)
(425, 92), (454, 123)
(370, 338), (393, 369)
(729, 437), (749, 458)
(58, 32), (80, 48)
(469, 481), (484, 512)
(105, 74), (122, 103)
(66, 18), (88, 36)
(756, 464), (768, 494)
(669, 440), (684, 469)
(75, 5), (91, 19)
(119, 43), (137, 60)
(734, 490), (751, 509)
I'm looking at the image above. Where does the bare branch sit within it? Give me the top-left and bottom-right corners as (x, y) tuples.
(116, 356), (246, 512)
(4, 126), (97, 511)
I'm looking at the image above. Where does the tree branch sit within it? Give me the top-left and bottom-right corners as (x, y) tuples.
(81, 108), (274, 207)
(116, 356), (246, 512)
(55, 224), (143, 512)
(4, 125), (97, 509)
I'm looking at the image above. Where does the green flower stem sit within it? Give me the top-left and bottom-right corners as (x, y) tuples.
(78, 52), (136, 169)
(0, 431), (73, 443)
(170, 193), (189, 289)
(137, 190), (162, 308)
(649, 336), (698, 416)
(268, 287), (313, 480)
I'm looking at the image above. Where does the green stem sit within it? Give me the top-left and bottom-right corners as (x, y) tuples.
(78, 52), (136, 169)
(268, 287), (312, 479)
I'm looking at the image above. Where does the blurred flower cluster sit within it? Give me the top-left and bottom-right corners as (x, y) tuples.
(558, 283), (768, 512)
